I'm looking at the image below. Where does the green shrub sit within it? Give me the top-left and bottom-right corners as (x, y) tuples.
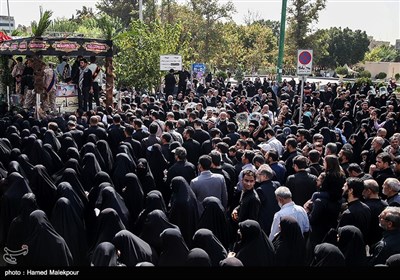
(395, 73), (400, 81)
(335, 66), (348, 75)
(359, 70), (371, 78)
(216, 70), (227, 80)
(375, 72), (387, 79)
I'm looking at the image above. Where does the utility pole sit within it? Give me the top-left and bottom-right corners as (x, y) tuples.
(6, 0), (11, 34)
(277, 0), (288, 83)
(139, 0), (143, 22)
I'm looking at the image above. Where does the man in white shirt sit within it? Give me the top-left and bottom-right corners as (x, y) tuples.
(269, 186), (310, 241)
(87, 55), (101, 108)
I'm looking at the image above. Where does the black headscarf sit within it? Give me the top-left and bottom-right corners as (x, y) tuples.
(197, 196), (231, 250)
(136, 158), (156, 196)
(80, 142), (106, 172)
(28, 139), (54, 173)
(43, 129), (61, 152)
(158, 228), (189, 266)
(122, 173), (144, 228)
(91, 242), (119, 267)
(186, 248), (211, 267)
(310, 243), (346, 267)
(24, 210), (73, 266)
(57, 168), (88, 208)
(88, 208), (126, 261)
(386, 254), (400, 267)
(6, 193), (38, 260)
(96, 139), (114, 173)
(66, 147), (81, 163)
(234, 219), (276, 266)
(219, 256), (244, 267)
(112, 229), (156, 267)
(58, 136), (78, 162)
(146, 143), (168, 194)
(272, 216), (306, 266)
(192, 228), (227, 267)
(337, 225), (368, 266)
(0, 172), (32, 246)
(51, 197), (88, 266)
(134, 190), (167, 235)
(81, 152), (102, 191)
(29, 164), (57, 217)
(169, 176), (199, 247)
(15, 154), (34, 180)
(56, 181), (85, 219)
(43, 143), (64, 175)
(139, 209), (179, 255)
(112, 153), (136, 194)
(95, 186), (130, 229)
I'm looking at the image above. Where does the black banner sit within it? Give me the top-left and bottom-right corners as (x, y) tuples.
(0, 37), (113, 57)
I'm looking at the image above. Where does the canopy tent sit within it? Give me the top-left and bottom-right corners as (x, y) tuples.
(0, 36), (112, 57)
(0, 31), (12, 43)
(0, 36), (114, 108)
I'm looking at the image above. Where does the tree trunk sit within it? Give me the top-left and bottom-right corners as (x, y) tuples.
(32, 56), (46, 95)
(105, 56), (114, 108)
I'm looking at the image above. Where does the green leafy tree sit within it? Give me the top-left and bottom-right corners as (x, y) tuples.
(395, 73), (400, 81)
(364, 45), (399, 62)
(75, 6), (96, 24)
(96, 0), (139, 28)
(188, 0), (236, 64)
(286, 0), (326, 59)
(115, 20), (192, 91)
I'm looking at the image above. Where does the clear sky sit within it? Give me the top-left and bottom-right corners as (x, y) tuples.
(0, 0), (399, 44)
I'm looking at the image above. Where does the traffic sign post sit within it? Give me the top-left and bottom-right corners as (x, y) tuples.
(297, 50), (313, 76)
(297, 49), (312, 124)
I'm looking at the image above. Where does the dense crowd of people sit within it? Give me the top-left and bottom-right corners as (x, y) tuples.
(1, 67), (400, 268)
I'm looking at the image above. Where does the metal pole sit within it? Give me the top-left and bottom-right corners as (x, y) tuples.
(277, 0), (288, 83)
(299, 76), (305, 124)
(7, 86), (10, 112)
(6, 0), (11, 33)
(139, 0), (143, 22)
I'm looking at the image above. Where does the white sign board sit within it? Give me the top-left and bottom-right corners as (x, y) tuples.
(297, 49), (313, 76)
(160, 55), (182, 71)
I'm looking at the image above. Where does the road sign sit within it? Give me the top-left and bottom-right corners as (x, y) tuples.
(297, 49), (313, 75)
(160, 55), (182, 71)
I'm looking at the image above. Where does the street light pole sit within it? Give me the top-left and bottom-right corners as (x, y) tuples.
(6, 0), (11, 34)
(277, 0), (288, 83)
(139, 0), (143, 22)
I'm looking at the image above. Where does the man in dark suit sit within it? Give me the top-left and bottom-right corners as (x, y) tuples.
(285, 155), (317, 207)
(78, 58), (93, 112)
(182, 126), (201, 166)
(132, 119), (149, 142)
(193, 118), (210, 144)
(165, 147), (197, 188)
(107, 114), (126, 156)
(83, 115), (108, 142)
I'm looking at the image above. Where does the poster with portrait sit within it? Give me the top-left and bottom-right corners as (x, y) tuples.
(56, 83), (77, 97)
(55, 83), (79, 113)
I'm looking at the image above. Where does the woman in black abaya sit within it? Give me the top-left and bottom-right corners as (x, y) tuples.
(136, 158), (156, 196)
(43, 143), (64, 175)
(197, 196), (231, 250)
(96, 139), (114, 174)
(56, 181), (85, 220)
(146, 144), (168, 200)
(29, 164), (57, 217)
(112, 229), (156, 266)
(95, 186), (130, 229)
(310, 242), (345, 267)
(233, 219), (276, 266)
(43, 129), (61, 153)
(185, 248), (211, 267)
(24, 210), (73, 266)
(51, 197), (88, 266)
(6, 193), (38, 265)
(88, 208), (126, 261)
(58, 136), (78, 162)
(133, 190), (167, 235)
(91, 242), (120, 267)
(337, 225), (368, 266)
(0, 172), (32, 247)
(81, 152), (102, 192)
(122, 173), (144, 228)
(112, 153), (136, 194)
(168, 176), (199, 248)
(272, 216), (306, 266)
(80, 142), (106, 172)
(139, 209), (179, 255)
(192, 228), (227, 267)
(158, 228), (189, 266)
